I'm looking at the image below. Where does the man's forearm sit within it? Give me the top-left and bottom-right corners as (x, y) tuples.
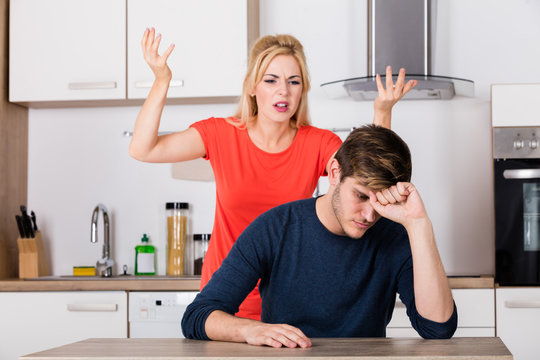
(205, 310), (312, 348)
(205, 310), (257, 343)
(406, 218), (455, 323)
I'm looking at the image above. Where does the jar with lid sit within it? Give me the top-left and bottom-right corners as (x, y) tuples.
(166, 202), (189, 276)
(193, 234), (210, 275)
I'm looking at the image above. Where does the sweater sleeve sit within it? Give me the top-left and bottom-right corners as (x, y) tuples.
(181, 211), (274, 339)
(396, 255), (458, 339)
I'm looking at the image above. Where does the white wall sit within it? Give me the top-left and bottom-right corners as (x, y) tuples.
(28, 0), (540, 276)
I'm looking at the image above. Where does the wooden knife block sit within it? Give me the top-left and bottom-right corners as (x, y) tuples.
(17, 231), (49, 279)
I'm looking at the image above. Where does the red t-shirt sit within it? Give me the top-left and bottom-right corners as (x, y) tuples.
(190, 117), (342, 319)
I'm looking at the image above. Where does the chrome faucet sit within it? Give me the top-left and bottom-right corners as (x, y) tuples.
(91, 204), (114, 277)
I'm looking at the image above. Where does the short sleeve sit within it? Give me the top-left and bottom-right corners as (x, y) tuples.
(317, 129), (342, 176)
(189, 117), (217, 161)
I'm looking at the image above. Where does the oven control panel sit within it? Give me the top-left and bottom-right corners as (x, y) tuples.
(493, 127), (540, 159)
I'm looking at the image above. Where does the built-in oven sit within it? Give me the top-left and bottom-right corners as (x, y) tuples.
(494, 127), (540, 285)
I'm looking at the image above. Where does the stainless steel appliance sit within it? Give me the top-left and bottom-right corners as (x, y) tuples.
(321, 0), (474, 101)
(494, 127), (540, 285)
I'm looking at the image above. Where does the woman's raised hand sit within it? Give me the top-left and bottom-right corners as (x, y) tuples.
(141, 27), (175, 82)
(372, 66), (417, 128)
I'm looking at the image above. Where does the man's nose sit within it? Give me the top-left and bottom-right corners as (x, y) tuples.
(362, 205), (376, 222)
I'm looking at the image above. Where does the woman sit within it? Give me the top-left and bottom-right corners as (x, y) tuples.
(129, 28), (417, 320)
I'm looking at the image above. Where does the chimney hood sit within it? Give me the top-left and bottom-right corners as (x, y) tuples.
(321, 0), (474, 100)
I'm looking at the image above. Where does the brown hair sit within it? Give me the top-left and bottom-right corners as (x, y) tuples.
(232, 34), (311, 128)
(334, 125), (412, 189)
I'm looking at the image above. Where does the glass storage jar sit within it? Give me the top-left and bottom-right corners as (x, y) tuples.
(193, 234), (210, 275)
(166, 202), (189, 276)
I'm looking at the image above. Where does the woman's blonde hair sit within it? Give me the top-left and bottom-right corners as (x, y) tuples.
(232, 34), (311, 128)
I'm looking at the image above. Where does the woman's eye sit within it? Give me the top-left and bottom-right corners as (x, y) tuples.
(264, 79), (276, 84)
(289, 80), (301, 85)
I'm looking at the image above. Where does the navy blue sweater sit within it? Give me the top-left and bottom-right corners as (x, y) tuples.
(182, 198), (457, 339)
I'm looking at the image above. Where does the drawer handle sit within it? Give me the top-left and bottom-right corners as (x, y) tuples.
(67, 303), (118, 312)
(68, 81), (117, 90)
(134, 80), (184, 88)
(505, 300), (540, 308)
(394, 301), (406, 308)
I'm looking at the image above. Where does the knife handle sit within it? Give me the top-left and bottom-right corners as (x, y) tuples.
(15, 215), (25, 238)
(31, 211), (38, 231)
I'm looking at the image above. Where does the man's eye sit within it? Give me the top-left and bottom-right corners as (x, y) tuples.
(357, 194), (369, 201)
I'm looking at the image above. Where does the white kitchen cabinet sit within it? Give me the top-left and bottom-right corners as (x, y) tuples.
(386, 288), (495, 338)
(0, 291), (127, 360)
(496, 287), (540, 360)
(9, 0), (126, 102)
(491, 83), (540, 127)
(10, 0), (257, 105)
(127, 0), (251, 100)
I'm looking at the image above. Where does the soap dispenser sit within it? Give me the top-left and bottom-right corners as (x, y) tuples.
(135, 234), (156, 275)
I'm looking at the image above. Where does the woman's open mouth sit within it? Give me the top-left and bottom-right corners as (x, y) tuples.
(273, 101), (289, 112)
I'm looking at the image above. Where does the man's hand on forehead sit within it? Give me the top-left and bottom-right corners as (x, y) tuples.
(368, 182), (428, 227)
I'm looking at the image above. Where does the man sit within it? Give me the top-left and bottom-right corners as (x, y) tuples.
(182, 125), (457, 348)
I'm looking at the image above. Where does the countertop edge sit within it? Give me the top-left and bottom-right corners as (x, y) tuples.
(0, 276), (494, 292)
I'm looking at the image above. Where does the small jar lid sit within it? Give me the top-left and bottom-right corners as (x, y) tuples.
(166, 202), (189, 209)
(194, 234), (211, 241)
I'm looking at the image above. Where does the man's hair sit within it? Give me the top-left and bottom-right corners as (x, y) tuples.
(334, 125), (412, 189)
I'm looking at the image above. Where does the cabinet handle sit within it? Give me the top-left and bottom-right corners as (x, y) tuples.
(67, 303), (118, 312)
(134, 80), (184, 88)
(505, 300), (540, 308)
(394, 301), (406, 308)
(68, 81), (117, 90)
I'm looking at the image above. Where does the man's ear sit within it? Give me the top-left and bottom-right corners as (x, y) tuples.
(328, 158), (341, 185)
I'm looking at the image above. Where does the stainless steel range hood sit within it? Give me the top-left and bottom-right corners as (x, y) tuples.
(321, 0), (474, 100)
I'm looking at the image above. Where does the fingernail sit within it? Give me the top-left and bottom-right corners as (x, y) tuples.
(387, 65), (391, 70)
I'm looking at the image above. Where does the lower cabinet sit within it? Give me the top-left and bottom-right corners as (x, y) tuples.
(387, 288), (495, 337)
(496, 287), (540, 360)
(0, 291), (127, 360)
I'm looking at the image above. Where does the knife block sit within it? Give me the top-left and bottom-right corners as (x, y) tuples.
(17, 231), (49, 279)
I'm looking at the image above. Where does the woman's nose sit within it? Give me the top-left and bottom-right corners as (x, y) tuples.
(278, 81), (289, 95)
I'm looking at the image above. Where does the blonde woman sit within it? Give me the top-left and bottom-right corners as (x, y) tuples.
(129, 28), (417, 320)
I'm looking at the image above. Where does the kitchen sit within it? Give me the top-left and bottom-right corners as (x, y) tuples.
(0, 0), (539, 359)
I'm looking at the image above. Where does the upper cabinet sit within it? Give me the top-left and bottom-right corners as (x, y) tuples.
(127, 0), (249, 100)
(9, 0), (126, 103)
(9, 0), (259, 107)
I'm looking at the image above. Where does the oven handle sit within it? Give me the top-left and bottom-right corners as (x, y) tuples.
(503, 169), (540, 179)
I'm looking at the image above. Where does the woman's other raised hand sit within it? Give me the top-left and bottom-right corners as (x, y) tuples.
(373, 66), (418, 129)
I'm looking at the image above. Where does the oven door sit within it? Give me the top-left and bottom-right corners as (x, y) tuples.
(495, 158), (540, 285)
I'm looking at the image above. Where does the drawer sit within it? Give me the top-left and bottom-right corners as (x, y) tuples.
(388, 288), (495, 328)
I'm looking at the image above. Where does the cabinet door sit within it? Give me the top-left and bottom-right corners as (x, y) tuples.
(492, 84), (540, 127)
(127, 0), (248, 99)
(387, 289), (495, 337)
(9, 0), (126, 102)
(496, 287), (540, 360)
(0, 291), (127, 360)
